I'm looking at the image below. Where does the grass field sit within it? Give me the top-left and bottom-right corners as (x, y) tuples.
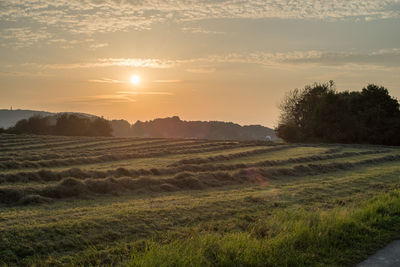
(1, 134), (400, 266)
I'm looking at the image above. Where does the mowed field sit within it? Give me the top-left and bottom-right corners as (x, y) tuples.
(2, 134), (400, 266)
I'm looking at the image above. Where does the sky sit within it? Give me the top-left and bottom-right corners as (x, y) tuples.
(1, 0), (400, 128)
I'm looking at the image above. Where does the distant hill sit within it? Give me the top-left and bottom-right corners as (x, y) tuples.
(0, 109), (54, 129)
(112, 116), (276, 140)
(0, 109), (98, 129)
(1, 110), (276, 140)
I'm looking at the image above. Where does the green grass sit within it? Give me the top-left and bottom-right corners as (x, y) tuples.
(1, 134), (400, 266)
(125, 189), (400, 266)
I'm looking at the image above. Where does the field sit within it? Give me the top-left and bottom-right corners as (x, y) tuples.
(1, 134), (400, 266)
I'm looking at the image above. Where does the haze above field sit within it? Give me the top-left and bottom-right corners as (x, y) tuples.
(1, 1), (400, 126)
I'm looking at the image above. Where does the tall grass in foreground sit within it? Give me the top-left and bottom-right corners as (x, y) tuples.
(127, 190), (400, 266)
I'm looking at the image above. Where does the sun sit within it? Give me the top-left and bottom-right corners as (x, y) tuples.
(130, 75), (140, 85)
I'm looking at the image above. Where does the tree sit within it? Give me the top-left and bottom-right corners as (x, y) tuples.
(276, 82), (400, 145)
(7, 114), (113, 137)
(276, 81), (335, 142)
(54, 114), (89, 136)
(90, 117), (113, 137)
(10, 115), (51, 135)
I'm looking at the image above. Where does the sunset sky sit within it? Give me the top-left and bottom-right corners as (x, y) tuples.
(1, 0), (399, 127)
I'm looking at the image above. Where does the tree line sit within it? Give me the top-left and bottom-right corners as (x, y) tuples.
(110, 116), (276, 140)
(0, 114), (112, 137)
(276, 81), (400, 145)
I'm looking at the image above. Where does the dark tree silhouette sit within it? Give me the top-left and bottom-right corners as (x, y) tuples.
(276, 82), (400, 145)
(129, 116), (276, 140)
(90, 117), (113, 137)
(11, 115), (51, 135)
(7, 114), (112, 137)
(54, 114), (89, 136)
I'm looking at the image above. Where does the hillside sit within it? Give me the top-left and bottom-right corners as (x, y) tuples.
(0, 109), (54, 129)
(0, 109), (97, 129)
(1, 134), (400, 265)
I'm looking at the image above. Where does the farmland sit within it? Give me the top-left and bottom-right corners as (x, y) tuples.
(1, 134), (400, 266)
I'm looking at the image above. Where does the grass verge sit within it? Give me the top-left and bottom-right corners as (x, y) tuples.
(124, 189), (400, 266)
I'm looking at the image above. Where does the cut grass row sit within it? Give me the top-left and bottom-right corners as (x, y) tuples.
(2, 136), (400, 266)
(0, 137), (142, 155)
(0, 144), (273, 175)
(0, 141), (250, 170)
(0, 137), (124, 152)
(0, 148), (391, 185)
(0, 139), (189, 162)
(2, 160), (400, 265)
(0, 145), (299, 181)
(0, 134), (68, 144)
(2, 152), (400, 205)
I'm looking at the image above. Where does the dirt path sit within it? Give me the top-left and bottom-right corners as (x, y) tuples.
(358, 240), (400, 267)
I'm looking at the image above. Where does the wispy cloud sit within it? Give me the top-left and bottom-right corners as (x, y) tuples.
(181, 27), (225, 35)
(89, 78), (181, 85)
(152, 80), (181, 83)
(92, 94), (136, 103)
(282, 49), (400, 67)
(183, 49), (400, 69)
(88, 78), (127, 84)
(118, 91), (174, 96)
(62, 90), (173, 105)
(1, 27), (53, 48)
(1, 0), (399, 48)
(63, 94), (136, 105)
(0, 70), (52, 77)
(186, 68), (216, 74)
(89, 43), (109, 50)
(18, 49), (400, 73)
(30, 58), (175, 69)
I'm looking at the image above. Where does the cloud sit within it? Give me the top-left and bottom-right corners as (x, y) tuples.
(89, 43), (109, 50)
(0, 70), (52, 77)
(63, 90), (173, 105)
(18, 49), (400, 73)
(152, 80), (181, 83)
(118, 91), (174, 96)
(181, 27), (225, 34)
(88, 78), (127, 84)
(186, 68), (216, 74)
(63, 94), (136, 105)
(31, 58), (175, 69)
(92, 94), (136, 103)
(276, 49), (400, 68)
(0, 27), (53, 48)
(182, 49), (400, 69)
(89, 78), (181, 85)
(1, 0), (399, 48)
